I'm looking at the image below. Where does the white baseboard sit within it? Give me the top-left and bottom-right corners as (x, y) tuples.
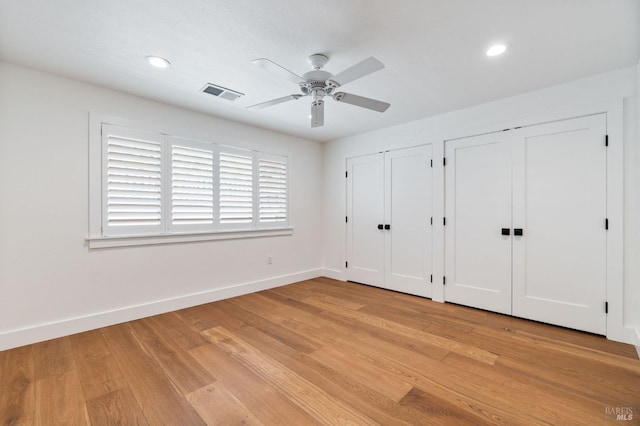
(0, 268), (322, 352)
(618, 326), (640, 348)
(321, 268), (346, 281)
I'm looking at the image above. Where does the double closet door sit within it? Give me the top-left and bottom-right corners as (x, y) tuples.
(346, 145), (433, 298)
(444, 114), (607, 334)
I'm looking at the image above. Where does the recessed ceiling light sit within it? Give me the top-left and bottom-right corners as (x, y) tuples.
(486, 44), (507, 57)
(146, 56), (171, 68)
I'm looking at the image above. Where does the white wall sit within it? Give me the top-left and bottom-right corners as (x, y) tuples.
(322, 66), (639, 345)
(0, 61), (323, 350)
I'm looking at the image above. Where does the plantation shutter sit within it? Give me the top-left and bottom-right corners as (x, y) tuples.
(169, 138), (215, 232)
(258, 153), (288, 226)
(103, 126), (164, 236)
(219, 148), (253, 228)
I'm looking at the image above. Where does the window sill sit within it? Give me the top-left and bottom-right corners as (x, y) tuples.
(86, 228), (294, 249)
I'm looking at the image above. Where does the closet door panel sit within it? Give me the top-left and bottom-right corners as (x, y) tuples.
(445, 133), (512, 314)
(385, 145), (433, 297)
(346, 153), (385, 287)
(512, 114), (607, 334)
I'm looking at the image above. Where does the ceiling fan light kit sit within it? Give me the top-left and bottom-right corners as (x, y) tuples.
(248, 53), (390, 128)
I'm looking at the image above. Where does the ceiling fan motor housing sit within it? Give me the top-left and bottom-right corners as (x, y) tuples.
(300, 69), (336, 95)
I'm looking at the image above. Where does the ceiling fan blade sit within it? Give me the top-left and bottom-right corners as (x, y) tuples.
(333, 92), (390, 112)
(252, 58), (306, 85)
(329, 57), (384, 87)
(311, 100), (324, 128)
(247, 94), (303, 110)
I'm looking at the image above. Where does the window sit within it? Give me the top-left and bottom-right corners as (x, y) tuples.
(93, 123), (289, 243)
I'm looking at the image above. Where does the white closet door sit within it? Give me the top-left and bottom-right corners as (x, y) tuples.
(346, 153), (385, 287)
(384, 145), (433, 297)
(444, 133), (513, 314)
(512, 114), (607, 334)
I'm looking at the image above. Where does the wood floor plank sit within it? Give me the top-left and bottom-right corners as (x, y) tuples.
(33, 338), (74, 380)
(34, 369), (89, 425)
(232, 293), (325, 334)
(173, 304), (220, 332)
(85, 387), (149, 425)
(215, 299), (323, 354)
(305, 296), (499, 365)
(189, 342), (321, 425)
(0, 345), (35, 425)
(101, 323), (205, 425)
(259, 289), (326, 315)
(258, 289), (452, 361)
(469, 326), (639, 404)
(129, 319), (215, 395)
(187, 382), (264, 426)
(68, 329), (127, 401)
(256, 297), (452, 383)
(202, 326), (379, 425)
(512, 330), (640, 373)
(312, 340), (536, 425)
(359, 302), (469, 334)
(308, 307), (453, 362)
(233, 324), (430, 425)
(309, 345), (414, 402)
(146, 312), (210, 351)
(399, 387), (493, 425)
(442, 352), (622, 424)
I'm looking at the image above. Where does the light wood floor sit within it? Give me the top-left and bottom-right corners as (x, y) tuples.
(1, 277), (639, 425)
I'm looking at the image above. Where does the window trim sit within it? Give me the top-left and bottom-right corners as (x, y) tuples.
(86, 227), (293, 249)
(88, 114), (291, 248)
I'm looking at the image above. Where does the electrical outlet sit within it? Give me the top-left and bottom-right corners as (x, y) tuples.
(267, 256), (272, 265)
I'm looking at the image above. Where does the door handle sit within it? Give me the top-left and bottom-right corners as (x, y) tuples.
(501, 228), (510, 236)
(514, 228), (524, 236)
(377, 224), (383, 230)
(384, 224), (391, 230)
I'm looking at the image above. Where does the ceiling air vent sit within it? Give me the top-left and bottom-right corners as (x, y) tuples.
(200, 83), (244, 101)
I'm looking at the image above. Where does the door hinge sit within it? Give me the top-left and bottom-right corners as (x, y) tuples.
(605, 218), (609, 230)
(430, 274), (433, 283)
(345, 171), (348, 178)
(443, 276), (446, 285)
(443, 157), (447, 166)
(605, 135), (609, 147)
(443, 217), (446, 226)
(345, 216), (348, 223)
(345, 261), (348, 268)
(605, 301), (608, 314)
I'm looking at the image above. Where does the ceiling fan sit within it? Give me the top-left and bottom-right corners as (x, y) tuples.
(247, 54), (390, 128)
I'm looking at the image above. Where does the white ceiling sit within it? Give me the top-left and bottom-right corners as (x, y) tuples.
(1, 0), (638, 142)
